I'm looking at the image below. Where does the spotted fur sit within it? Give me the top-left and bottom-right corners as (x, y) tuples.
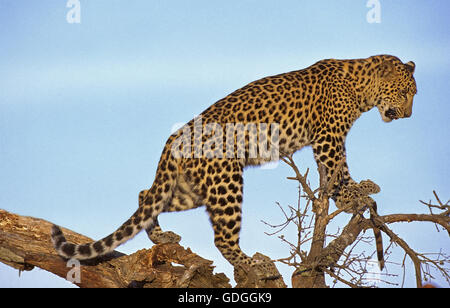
(52, 55), (416, 269)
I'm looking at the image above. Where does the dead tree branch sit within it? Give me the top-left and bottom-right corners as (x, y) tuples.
(2, 209), (278, 288)
(271, 157), (450, 288)
(0, 209), (287, 288)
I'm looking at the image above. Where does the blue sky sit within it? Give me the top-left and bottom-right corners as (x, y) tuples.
(0, 1), (449, 287)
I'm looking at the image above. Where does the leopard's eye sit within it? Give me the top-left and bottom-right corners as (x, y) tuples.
(400, 89), (408, 97)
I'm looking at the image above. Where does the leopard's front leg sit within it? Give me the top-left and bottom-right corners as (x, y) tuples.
(312, 137), (384, 270)
(311, 136), (357, 196)
(311, 134), (380, 204)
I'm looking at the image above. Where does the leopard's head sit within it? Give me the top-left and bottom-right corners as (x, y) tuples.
(375, 57), (417, 123)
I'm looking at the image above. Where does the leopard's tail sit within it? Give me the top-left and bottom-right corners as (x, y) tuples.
(370, 201), (385, 270)
(373, 226), (385, 270)
(51, 164), (177, 260)
(51, 207), (148, 260)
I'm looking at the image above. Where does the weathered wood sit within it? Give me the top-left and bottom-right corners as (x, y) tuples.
(0, 209), (231, 288)
(0, 209), (289, 288)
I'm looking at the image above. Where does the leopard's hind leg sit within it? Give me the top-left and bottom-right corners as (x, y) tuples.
(138, 162), (205, 244)
(138, 189), (181, 244)
(202, 159), (253, 267)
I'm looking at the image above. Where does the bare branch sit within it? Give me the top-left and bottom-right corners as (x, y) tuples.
(281, 154), (316, 201)
(268, 156), (450, 288)
(381, 213), (450, 233)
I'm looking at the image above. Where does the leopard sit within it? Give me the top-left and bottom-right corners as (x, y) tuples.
(52, 54), (417, 272)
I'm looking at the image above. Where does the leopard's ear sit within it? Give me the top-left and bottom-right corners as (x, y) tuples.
(404, 61), (415, 74)
(379, 60), (396, 79)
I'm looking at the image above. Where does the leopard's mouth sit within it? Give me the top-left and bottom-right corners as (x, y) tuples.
(384, 108), (400, 120)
